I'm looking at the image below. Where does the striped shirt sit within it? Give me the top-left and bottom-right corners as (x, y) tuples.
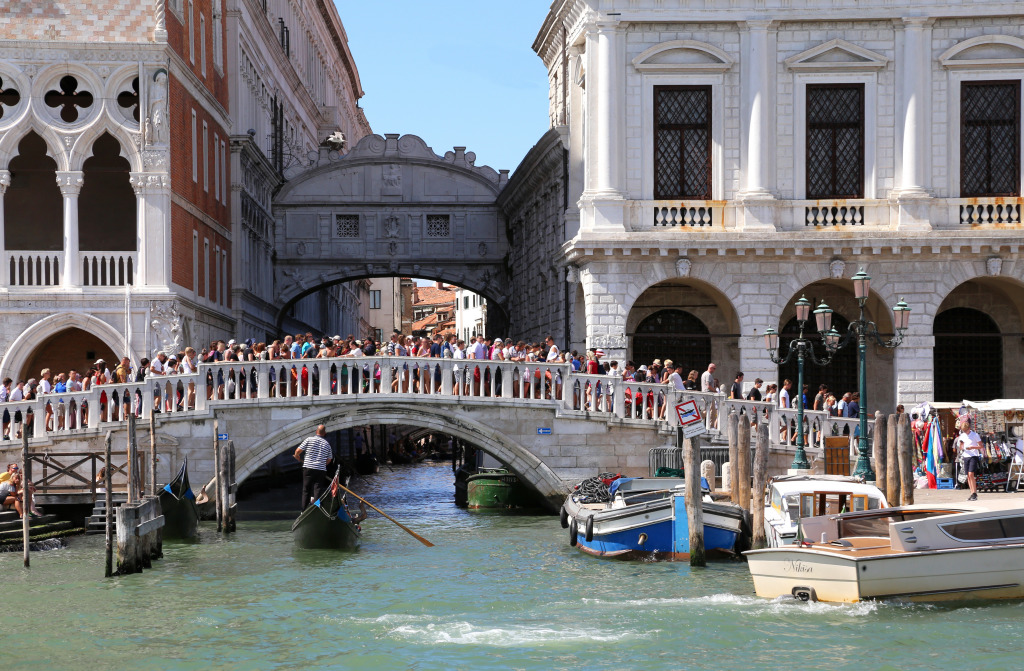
(298, 436), (332, 471)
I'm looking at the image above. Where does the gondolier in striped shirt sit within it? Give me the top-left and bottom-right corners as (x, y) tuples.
(294, 425), (334, 510)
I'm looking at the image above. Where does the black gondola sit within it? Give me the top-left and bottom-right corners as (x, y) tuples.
(354, 449), (379, 475)
(291, 469), (361, 550)
(159, 456), (199, 540)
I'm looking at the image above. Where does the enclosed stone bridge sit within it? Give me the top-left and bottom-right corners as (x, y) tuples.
(272, 133), (513, 331)
(0, 357), (870, 510)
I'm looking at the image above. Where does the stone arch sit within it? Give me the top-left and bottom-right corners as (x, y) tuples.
(939, 34), (1024, 69)
(0, 122), (67, 173)
(79, 132), (137, 252)
(0, 312), (135, 380)
(4, 131), (63, 252)
(231, 403), (569, 510)
(632, 40), (735, 73)
(68, 120), (142, 173)
(934, 275), (1024, 399)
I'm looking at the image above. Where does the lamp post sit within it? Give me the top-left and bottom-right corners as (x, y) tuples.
(763, 295), (839, 470)
(824, 269), (911, 480)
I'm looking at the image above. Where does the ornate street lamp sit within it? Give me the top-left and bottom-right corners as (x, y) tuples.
(764, 295), (838, 470)
(823, 269), (911, 480)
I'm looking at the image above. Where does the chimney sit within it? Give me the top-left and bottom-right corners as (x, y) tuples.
(435, 281), (443, 290)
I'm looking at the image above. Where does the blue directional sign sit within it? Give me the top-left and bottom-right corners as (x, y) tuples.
(537, 427), (552, 435)
(217, 433), (229, 440)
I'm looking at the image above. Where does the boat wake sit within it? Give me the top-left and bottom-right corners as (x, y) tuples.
(583, 592), (889, 617)
(387, 620), (648, 646)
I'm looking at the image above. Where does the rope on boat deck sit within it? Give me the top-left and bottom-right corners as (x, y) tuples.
(571, 473), (618, 504)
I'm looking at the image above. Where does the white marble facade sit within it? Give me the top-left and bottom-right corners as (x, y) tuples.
(527, 0), (1024, 407)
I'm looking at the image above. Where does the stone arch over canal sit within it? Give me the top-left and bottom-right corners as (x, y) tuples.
(226, 402), (576, 511)
(272, 133), (512, 333)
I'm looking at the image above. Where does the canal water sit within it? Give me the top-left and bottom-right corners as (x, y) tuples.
(5, 462), (1022, 670)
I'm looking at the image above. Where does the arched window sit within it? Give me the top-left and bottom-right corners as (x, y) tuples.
(80, 133), (136, 251)
(779, 314), (857, 404)
(632, 309), (710, 369)
(934, 307), (1002, 402)
(4, 132), (62, 251)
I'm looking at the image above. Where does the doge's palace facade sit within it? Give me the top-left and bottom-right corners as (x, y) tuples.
(528, 0), (1024, 409)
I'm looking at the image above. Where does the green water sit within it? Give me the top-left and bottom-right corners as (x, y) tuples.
(5, 462), (1023, 670)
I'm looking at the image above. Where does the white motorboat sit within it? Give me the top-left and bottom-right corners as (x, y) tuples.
(745, 501), (1024, 603)
(763, 475), (888, 547)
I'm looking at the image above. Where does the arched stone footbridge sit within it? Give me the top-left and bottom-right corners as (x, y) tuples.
(0, 358), (872, 510)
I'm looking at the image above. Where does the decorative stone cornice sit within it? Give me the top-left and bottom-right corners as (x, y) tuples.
(55, 171), (84, 196)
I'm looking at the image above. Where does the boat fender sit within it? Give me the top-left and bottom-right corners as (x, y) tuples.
(585, 515), (594, 543)
(560, 506), (569, 529)
(569, 518), (578, 546)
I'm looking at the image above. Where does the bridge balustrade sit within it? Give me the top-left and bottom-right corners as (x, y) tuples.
(0, 356), (873, 460)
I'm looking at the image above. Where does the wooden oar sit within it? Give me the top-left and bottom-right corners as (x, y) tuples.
(336, 482), (435, 547)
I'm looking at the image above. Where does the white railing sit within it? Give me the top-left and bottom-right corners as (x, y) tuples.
(781, 200), (892, 230)
(80, 251), (136, 287)
(0, 356), (874, 462)
(957, 198), (1022, 226)
(4, 250), (62, 287)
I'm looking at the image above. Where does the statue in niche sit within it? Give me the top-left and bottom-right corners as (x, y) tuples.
(151, 301), (182, 354)
(382, 164), (401, 195)
(147, 71), (168, 145)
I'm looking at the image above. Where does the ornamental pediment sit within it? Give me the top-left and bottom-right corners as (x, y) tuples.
(939, 35), (1024, 70)
(632, 40), (734, 73)
(785, 39), (888, 72)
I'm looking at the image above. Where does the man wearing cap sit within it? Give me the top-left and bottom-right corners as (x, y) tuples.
(293, 425), (334, 509)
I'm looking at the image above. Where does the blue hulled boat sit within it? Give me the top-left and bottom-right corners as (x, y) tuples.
(561, 476), (746, 560)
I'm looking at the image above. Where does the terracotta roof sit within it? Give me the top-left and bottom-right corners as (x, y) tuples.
(435, 327), (456, 336)
(411, 313), (441, 330)
(413, 285), (457, 306)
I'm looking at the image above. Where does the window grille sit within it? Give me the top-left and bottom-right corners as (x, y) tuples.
(806, 84), (864, 199)
(961, 81), (1020, 197)
(336, 214), (359, 238)
(426, 214), (450, 237)
(654, 86), (712, 200)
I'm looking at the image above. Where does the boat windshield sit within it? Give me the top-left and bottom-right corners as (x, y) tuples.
(838, 510), (955, 538)
(940, 515), (1024, 542)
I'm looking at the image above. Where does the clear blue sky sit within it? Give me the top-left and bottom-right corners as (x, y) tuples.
(335, 1), (553, 173)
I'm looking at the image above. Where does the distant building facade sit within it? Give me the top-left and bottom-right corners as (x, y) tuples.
(524, 0), (1024, 408)
(454, 287), (487, 341)
(0, 0), (372, 380)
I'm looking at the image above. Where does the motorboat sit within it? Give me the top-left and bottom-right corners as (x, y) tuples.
(763, 475), (888, 547)
(561, 476), (748, 560)
(745, 501), (1024, 603)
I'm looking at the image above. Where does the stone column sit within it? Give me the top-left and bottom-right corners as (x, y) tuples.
(141, 173), (171, 289)
(0, 170), (9, 284)
(593, 21), (624, 198)
(896, 17), (933, 230)
(130, 173), (147, 286)
(739, 21), (776, 231)
(56, 171), (83, 288)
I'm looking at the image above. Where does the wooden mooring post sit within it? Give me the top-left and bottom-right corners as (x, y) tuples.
(736, 415), (751, 511)
(127, 414), (138, 504)
(898, 413), (914, 506)
(21, 429), (29, 568)
(114, 495), (164, 576)
(751, 423), (770, 550)
(684, 434), (705, 567)
(727, 410), (739, 504)
(104, 431), (114, 578)
(887, 413), (901, 504)
(219, 440), (236, 533)
(149, 411), (157, 497)
(872, 412), (886, 488)
(214, 415), (223, 533)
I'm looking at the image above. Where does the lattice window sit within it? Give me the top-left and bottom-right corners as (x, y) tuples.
(654, 86), (712, 200)
(934, 307), (1003, 402)
(961, 81), (1020, 197)
(425, 214), (450, 237)
(806, 84), (864, 199)
(335, 214), (359, 238)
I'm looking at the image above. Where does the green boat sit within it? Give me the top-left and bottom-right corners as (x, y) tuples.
(291, 470), (361, 550)
(462, 467), (545, 510)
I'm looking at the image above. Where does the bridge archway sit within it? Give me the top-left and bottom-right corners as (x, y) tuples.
(231, 402), (568, 511)
(271, 133), (511, 333)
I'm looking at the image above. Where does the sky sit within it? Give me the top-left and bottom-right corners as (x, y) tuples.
(335, 1), (554, 174)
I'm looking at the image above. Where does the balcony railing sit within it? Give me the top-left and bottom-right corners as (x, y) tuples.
(4, 251), (62, 287)
(81, 252), (136, 287)
(958, 198), (1022, 226)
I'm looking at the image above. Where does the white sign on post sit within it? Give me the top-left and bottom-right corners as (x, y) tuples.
(675, 400), (706, 439)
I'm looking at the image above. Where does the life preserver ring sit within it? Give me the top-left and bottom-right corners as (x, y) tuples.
(585, 515), (594, 543)
(569, 518), (578, 546)
(559, 506), (569, 529)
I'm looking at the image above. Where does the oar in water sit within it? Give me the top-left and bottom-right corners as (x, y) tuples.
(336, 482), (435, 548)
